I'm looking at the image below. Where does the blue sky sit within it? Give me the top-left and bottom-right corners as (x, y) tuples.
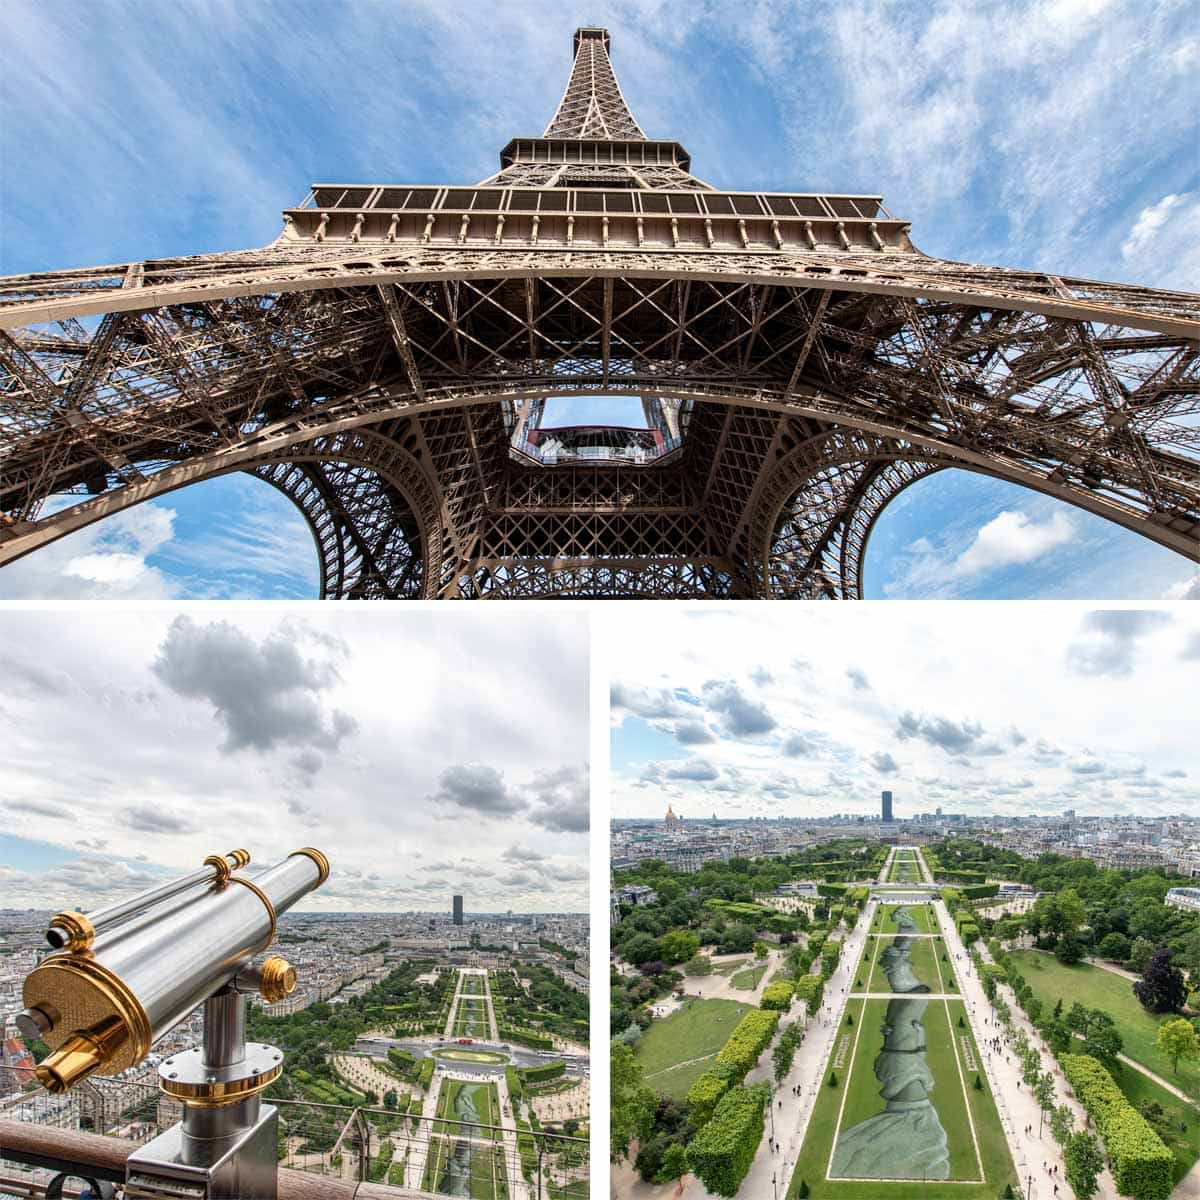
(1, 0), (1196, 599)
(608, 606), (1200, 820)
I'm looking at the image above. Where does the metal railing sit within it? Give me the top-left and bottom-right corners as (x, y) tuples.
(1, 1069), (588, 1199)
(512, 425), (682, 466)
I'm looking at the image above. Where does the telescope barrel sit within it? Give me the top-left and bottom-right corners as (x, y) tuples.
(45, 850), (251, 951)
(22, 848), (328, 1092)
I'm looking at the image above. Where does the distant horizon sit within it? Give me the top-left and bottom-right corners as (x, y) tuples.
(612, 809), (1200, 822)
(0, 907), (589, 918)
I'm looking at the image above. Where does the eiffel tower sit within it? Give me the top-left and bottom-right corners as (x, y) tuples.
(1, 27), (1197, 597)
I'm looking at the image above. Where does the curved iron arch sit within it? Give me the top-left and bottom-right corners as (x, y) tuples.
(3, 377), (1193, 578)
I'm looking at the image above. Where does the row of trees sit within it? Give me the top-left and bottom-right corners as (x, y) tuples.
(934, 838), (1200, 990)
(981, 942), (1182, 1200)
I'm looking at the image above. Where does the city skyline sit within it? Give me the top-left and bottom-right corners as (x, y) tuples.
(610, 605), (1200, 821)
(0, 609), (590, 911)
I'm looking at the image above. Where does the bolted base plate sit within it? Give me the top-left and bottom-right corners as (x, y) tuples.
(159, 1043), (283, 1104)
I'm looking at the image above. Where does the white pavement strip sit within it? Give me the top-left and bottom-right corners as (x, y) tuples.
(444, 971), (464, 1038)
(494, 1069), (531, 1200)
(734, 900), (877, 1198)
(929, 915), (985, 1183)
(941, 897), (1119, 1199)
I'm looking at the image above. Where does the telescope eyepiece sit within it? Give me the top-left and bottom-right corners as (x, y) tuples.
(36, 1017), (127, 1094)
(15, 1005), (57, 1041)
(45, 911), (94, 954)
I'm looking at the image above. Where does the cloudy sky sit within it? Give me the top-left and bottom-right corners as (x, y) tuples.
(608, 605), (1200, 820)
(0, 609), (589, 911)
(1, 0), (1196, 600)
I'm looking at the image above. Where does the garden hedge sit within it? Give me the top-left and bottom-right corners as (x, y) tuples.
(1061, 1054), (1173, 1200)
(521, 1060), (566, 1084)
(686, 1070), (731, 1126)
(685, 1084), (768, 1197)
(960, 883), (1000, 900)
(416, 1058), (434, 1090)
(714, 1009), (780, 1080)
(794, 974), (824, 1013)
(820, 943), (841, 979)
(936, 868), (987, 885)
(760, 981), (795, 1012)
(500, 1025), (554, 1050)
(386, 1047), (417, 1078)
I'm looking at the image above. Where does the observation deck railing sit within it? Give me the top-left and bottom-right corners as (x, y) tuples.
(512, 425), (682, 466)
(0, 1069), (588, 1200)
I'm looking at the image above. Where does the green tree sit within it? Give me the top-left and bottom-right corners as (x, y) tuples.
(1033, 1070), (1056, 1138)
(1079, 1011), (1123, 1074)
(1049, 1102), (1075, 1147)
(1134, 948), (1187, 1013)
(1042, 1018), (1073, 1058)
(684, 953), (713, 976)
(753, 940), (769, 961)
(1097, 931), (1131, 961)
(1178, 927), (1200, 982)
(1156, 1016), (1200, 1075)
(720, 923), (756, 954)
(657, 1142), (688, 1182)
(660, 929), (700, 966)
(1055, 932), (1084, 964)
(622, 933), (662, 966)
(1128, 935), (1156, 975)
(611, 1042), (656, 1162)
(1064, 1131), (1104, 1200)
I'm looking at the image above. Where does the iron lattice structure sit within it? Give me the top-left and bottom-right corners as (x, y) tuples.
(1, 27), (1197, 597)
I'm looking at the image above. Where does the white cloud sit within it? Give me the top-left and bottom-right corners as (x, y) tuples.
(951, 510), (1074, 578)
(1119, 192), (1200, 290)
(0, 504), (178, 599)
(1162, 575), (1200, 601)
(884, 506), (1075, 597)
(609, 606), (1199, 820)
(0, 610), (589, 911)
(1122, 193), (1188, 259)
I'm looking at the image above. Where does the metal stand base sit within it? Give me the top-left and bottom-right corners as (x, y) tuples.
(124, 1104), (278, 1200)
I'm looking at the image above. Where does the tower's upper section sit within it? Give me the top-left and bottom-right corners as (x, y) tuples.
(493, 28), (700, 190)
(544, 28), (646, 140)
(282, 25), (914, 254)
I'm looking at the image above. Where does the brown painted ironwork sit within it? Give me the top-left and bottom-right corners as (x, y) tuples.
(1, 27), (1196, 597)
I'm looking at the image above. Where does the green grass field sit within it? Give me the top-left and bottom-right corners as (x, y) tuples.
(853, 937), (948, 994)
(789, 998), (1017, 1199)
(730, 961), (769, 990)
(888, 854), (922, 883)
(874, 904), (935, 934)
(424, 1078), (509, 1199)
(711, 956), (751, 976)
(433, 1048), (508, 1064)
(434, 1077), (502, 1132)
(453, 998), (491, 1038)
(548, 1181), (589, 1199)
(1007, 950), (1200, 1099)
(633, 997), (747, 1099)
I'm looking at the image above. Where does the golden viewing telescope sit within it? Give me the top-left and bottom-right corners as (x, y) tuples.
(15, 846), (330, 1199)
